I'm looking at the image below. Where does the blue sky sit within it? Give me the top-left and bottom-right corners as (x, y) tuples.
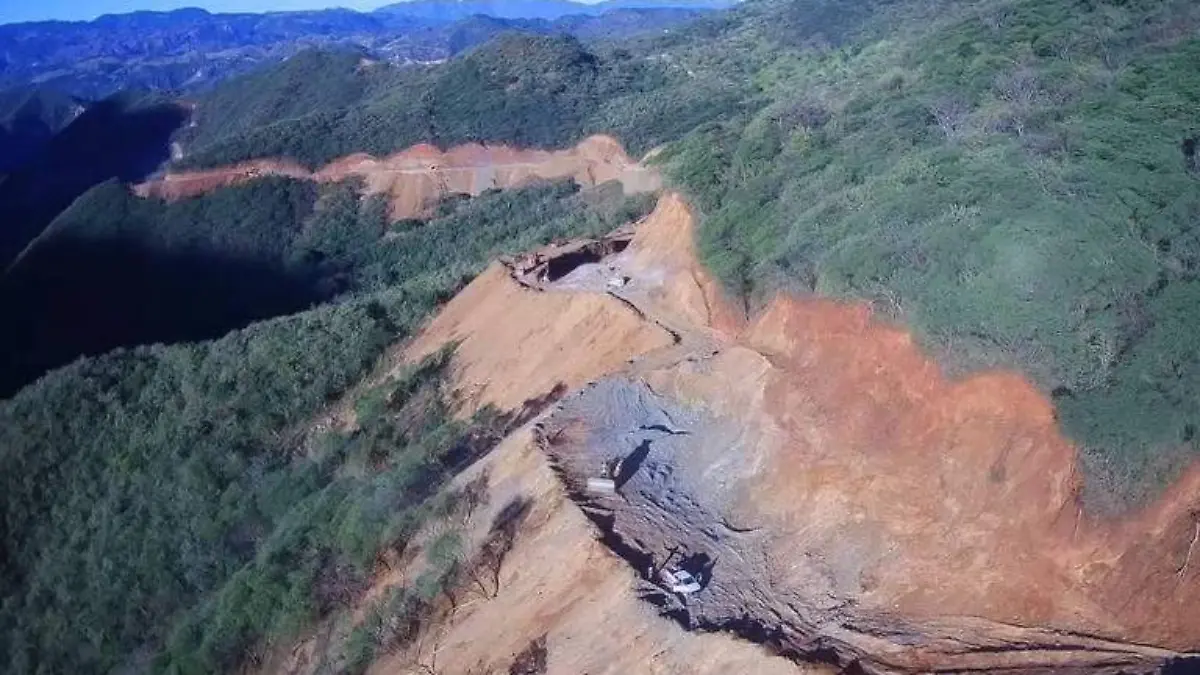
(0, 0), (480, 25)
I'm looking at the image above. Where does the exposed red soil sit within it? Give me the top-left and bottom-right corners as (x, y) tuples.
(404, 262), (676, 414)
(623, 192), (747, 338)
(657, 293), (1200, 652)
(394, 190), (1200, 671)
(134, 135), (661, 219)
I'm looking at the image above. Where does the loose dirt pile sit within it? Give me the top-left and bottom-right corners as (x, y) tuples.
(134, 135), (661, 219)
(386, 190), (1200, 673)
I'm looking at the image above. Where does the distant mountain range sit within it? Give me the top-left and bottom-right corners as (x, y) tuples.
(0, 1), (734, 98)
(376, 0), (738, 21)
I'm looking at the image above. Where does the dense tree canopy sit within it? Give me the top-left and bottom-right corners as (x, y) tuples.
(177, 33), (750, 168)
(657, 0), (1200, 507)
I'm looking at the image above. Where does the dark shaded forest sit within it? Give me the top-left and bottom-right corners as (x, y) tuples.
(0, 92), (187, 268)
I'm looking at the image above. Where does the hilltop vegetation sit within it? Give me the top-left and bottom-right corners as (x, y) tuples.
(0, 5), (711, 99)
(0, 8), (410, 97)
(657, 0), (1200, 507)
(177, 33), (749, 168)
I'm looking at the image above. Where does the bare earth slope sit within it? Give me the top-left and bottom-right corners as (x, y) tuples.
(134, 135), (661, 219)
(387, 191), (1200, 673)
(364, 425), (830, 675)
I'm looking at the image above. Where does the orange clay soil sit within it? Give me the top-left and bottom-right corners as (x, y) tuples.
(134, 135), (661, 219)
(378, 191), (1200, 672)
(253, 209), (820, 675)
(403, 261), (676, 414)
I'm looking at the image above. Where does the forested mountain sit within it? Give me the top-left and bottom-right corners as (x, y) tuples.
(0, 5), (710, 302)
(3, 0), (1200, 673)
(0, 172), (651, 398)
(0, 4), (713, 98)
(661, 0), (1200, 506)
(0, 9), (427, 97)
(174, 32), (744, 169)
(374, 0), (736, 21)
(0, 176), (653, 673)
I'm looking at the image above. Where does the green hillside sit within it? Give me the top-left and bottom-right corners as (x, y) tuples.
(0, 179), (653, 673)
(177, 33), (749, 168)
(185, 0), (1200, 507)
(0, 91), (187, 268)
(659, 0), (1200, 508)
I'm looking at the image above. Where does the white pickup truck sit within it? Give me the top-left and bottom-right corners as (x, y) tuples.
(659, 567), (702, 594)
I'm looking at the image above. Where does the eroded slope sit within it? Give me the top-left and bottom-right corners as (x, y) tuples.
(394, 191), (1200, 673)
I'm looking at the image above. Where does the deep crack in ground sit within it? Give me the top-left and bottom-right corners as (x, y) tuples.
(533, 379), (862, 672)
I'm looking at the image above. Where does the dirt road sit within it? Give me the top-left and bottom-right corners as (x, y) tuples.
(134, 135), (661, 219)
